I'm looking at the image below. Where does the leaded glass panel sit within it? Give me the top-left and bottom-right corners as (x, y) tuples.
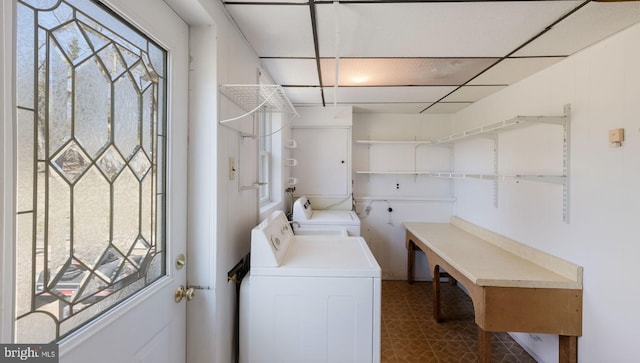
(17, 5), (35, 109)
(74, 56), (111, 158)
(15, 0), (167, 343)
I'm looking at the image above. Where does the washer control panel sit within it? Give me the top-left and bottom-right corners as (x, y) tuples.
(292, 196), (313, 221)
(251, 211), (294, 267)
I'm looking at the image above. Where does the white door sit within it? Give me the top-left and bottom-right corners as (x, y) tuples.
(1, 0), (190, 362)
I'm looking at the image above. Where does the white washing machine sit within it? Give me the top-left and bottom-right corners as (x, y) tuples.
(240, 210), (381, 363)
(292, 196), (361, 236)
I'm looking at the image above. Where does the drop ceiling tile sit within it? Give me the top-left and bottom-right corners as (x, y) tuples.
(351, 103), (433, 114)
(468, 57), (564, 86)
(441, 85), (506, 103)
(225, 4), (314, 57)
(324, 86), (456, 104)
(262, 58), (319, 86)
(320, 58), (498, 86)
(316, 1), (582, 57)
(283, 87), (324, 105)
(514, 2), (640, 57)
(423, 103), (472, 114)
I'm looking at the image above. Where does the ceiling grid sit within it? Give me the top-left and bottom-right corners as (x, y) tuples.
(223, 0), (640, 113)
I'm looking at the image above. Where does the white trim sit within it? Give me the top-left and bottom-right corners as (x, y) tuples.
(258, 110), (273, 205)
(185, 23), (219, 363)
(0, 0), (16, 344)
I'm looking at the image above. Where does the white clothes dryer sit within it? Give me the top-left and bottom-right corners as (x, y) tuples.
(292, 196), (361, 236)
(240, 210), (381, 363)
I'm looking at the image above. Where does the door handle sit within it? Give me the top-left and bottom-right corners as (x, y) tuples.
(175, 285), (195, 303)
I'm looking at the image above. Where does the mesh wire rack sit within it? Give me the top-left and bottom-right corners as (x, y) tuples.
(219, 84), (298, 123)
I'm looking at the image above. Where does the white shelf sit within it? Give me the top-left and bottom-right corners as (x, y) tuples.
(356, 171), (464, 178)
(356, 171), (566, 183)
(285, 158), (298, 167)
(435, 113), (567, 144)
(219, 84), (298, 124)
(354, 195), (457, 202)
(355, 139), (436, 177)
(463, 173), (566, 184)
(353, 105), (571, 223)
(356, 171), (444, 175)
(437, 104), (571, 223)
(355, 140), (431, 145)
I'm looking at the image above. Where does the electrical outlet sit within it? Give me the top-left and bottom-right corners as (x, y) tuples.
(229, 157), (236, 180)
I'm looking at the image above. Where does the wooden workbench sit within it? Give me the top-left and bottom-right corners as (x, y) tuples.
(405, 218), (583, 363)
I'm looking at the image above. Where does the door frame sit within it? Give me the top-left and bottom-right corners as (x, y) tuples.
(0, 0), (17, 344)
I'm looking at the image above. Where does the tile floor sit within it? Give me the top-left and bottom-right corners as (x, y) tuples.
(381, 280), (538, 363)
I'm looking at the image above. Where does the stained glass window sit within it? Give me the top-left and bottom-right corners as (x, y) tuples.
(15, 0), (167, 342)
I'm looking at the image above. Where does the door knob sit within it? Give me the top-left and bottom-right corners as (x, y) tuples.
(175, 285), (195, 303)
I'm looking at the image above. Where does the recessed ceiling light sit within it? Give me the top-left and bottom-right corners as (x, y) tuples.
(351, 76), (369, 84)
(321, 58), (499, 86)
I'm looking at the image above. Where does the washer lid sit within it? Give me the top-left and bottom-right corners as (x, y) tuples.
(251, 236), (380, 278)
(292, 210), (360, 226)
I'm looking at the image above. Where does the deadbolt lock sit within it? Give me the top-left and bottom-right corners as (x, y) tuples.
(175, 285), (195, 303)
(175, 254), (186, 270)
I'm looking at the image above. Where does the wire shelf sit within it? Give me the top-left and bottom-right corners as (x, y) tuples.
(355, 140), (432, 145)
(219, 84), (298, 124)
(435, 113), (567, 144)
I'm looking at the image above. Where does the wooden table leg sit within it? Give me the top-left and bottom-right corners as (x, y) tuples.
(478, 327), (492, 363)
(559, 335), (578, 363)
(407, 240), (416, 284)
(433, 264), (442, 322)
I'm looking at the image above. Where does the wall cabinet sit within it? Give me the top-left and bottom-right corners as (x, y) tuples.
(291, 127), (351, 197)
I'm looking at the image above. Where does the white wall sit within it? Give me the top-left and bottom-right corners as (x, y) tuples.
(181, 1), (275, 362)
(186, 21), (219, 363)
(352, 113), (454, 280)
(452, 22), (640, 363)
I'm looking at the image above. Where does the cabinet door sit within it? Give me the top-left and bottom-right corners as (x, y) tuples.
(292, 128), (350, 196)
